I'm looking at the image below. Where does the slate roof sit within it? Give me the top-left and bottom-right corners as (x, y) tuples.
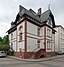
(18, 5), (41, 22)
(18, 5), (55, 24)
(41, 10), (51, 22)
(7, 5), (55, 33)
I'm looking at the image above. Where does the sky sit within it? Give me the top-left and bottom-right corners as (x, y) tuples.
(0, 0), (64, 37)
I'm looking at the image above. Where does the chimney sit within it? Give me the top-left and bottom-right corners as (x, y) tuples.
(38, 8), (42, 17)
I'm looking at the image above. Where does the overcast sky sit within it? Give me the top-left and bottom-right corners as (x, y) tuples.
(0, 0), (64, 37)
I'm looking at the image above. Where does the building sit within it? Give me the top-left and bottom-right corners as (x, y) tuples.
(7, 5), (56, 59)
(55, 25), (64, 53)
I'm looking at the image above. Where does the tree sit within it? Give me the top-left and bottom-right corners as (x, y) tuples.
(3, 35), (9, 45)
(0, 35), (10, 51)
(0, 35), (14, 55)
(0, 37), (3, 44)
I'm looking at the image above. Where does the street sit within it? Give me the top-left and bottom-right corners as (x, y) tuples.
(0, 56), (64, 67)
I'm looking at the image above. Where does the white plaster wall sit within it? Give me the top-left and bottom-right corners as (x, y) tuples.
(60, 27), (64, 53)
(55, 27), (61, 52)
(46, 40), (51, 52)
(55, 26), (64, 53)
(52, 42), (54, 51)
(17, 21), (25, 40)
(46, 27), (52, 37)
(27, 21), (38, 52)
(13, 42), (16, 51)
(52, 34), (55, 41)
(40, 40), (44, 49)
(9, 34), (11, 42)
(46, 27), (52, 52)
(13, 31), (16, 39)
(9, 30), (17, 51)
(27, 37), (37, 52)
(9, 31), (16, 42)
(17, 21), (25, 52)
(27, 21), (37, 35)
(40, 27), (44, 36)
(18, 42), (24, 52)
(27, 21), (44, 52)
(55, 28), (58, 52)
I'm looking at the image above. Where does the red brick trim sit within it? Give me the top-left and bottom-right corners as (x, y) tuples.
(16, 30), (18, 52)
(14, 52), (36, 58)
(14, 51), (55, 59)
(44, 25), (46, 50)
(54, 34), (55, 52)
(24, 18), (27, 52)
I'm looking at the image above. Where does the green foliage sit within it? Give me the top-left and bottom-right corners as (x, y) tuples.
(0, 44), (10, 51)
(0, 37), (3, 44)
(0, 35), (10, 51)
(3, 35), (9, 45)
(0, 35), (14, 55)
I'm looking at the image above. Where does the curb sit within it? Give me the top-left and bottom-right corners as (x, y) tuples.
(7, 55), (64, 62)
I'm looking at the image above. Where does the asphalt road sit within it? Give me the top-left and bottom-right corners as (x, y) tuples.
(0, 56), (64, 67)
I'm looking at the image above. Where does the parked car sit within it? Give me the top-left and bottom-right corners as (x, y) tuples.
(0, 51), (6, 58)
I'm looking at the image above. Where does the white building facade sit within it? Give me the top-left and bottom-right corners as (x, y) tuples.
(55, 25), (64, 53)
(8, 5), (56, 59)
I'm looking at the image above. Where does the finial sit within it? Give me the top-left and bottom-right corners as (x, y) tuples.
(48, 4), (50, 10)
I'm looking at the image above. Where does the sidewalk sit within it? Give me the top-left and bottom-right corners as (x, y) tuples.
(8, 55), (64, 62)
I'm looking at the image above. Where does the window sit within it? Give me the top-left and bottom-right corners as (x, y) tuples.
(37, 27), (40, 48)
(19, 25), (23, 42)
(47, 29), (51, 37)
(11, 33), (13, 40)
(37, 27), (40, 36)
(47, 41), (51, 50)
(19, 32), (22, 42)
(37, 39), (40, 48)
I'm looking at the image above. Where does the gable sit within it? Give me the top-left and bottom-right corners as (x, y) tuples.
(44, 12), (55, 28)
